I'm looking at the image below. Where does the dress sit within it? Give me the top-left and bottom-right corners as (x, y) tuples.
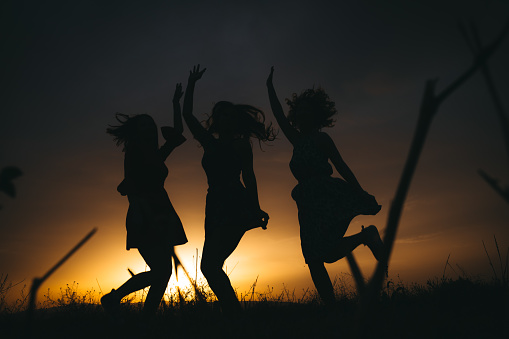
(120, 130), (188, 250)
(201, 136), (258, 234)
(289, 132), (380, 263)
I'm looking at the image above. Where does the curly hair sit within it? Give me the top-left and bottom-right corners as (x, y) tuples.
(106, 113), (157, 150)
(205, 101), (277, 142)
(285, 87), (337, 130)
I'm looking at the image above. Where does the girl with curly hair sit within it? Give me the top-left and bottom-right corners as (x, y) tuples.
(183, 65), (274, 315)
(266, 67), (385, 306)
(101, 84), (188, 320)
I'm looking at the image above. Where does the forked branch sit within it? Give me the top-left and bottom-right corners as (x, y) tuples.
(460, 20), (509, 202)
(352, 16), (509, 338)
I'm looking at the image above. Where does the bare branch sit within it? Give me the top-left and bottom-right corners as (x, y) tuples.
(478, 169), (509, 203)
(352, 17), (509, 338)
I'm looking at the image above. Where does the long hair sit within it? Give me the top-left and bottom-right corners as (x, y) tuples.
(205, 101), (277, 142)
(285, 87), (337, 130)
(106, 113), (157, 150)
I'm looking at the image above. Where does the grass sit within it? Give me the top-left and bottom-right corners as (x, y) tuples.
(0, 272), (507, 339)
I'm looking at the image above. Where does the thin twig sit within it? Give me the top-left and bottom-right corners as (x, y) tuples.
(27, 228), (97, 326)
(460, 19), (509, 200)
(442, 253), (451, 281)
(351, 17), (509, 339)
(469, 21), (509, 175)
(478, 169), (509, 203)
(494, 235), (504, 283)
(483, 240), (499, 281)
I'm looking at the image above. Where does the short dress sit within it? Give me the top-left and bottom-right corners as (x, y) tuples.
(290, 132), (380, 263)
(120, 129), (188, 250)
(201, 136), (259, 235)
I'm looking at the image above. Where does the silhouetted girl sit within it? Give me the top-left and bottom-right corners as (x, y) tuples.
(101, 84), (188, 319)
(266, 67), (384, 306)
(183, 65), (274, 315)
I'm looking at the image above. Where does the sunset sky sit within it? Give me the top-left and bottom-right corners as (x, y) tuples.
(1, 0), (509, 303)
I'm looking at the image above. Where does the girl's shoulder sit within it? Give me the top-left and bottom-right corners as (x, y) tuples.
(305, 130), (332, 145)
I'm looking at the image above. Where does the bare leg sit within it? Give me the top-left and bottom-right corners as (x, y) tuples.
(323, 233), (365, 263)
(308, 262), (335, 306)
(323, 225), (384, 264)
(138, 245), (173, 317)
(114, 271), (154, 299)
(201, 228), (245, 315)
(103, 245), (173, 318)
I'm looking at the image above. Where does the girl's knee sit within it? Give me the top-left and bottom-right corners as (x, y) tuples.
(152, 262), (172, 281)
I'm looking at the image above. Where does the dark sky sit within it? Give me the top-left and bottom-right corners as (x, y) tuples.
(1, 0), (509, 300)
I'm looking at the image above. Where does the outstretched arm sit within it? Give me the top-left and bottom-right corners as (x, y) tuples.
(266, 66), (300, 145)
(182, 64), (210, 143)
(173, 83), (184, 134)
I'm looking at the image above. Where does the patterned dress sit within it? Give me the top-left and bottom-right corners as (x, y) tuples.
(290, 132), (380, 263)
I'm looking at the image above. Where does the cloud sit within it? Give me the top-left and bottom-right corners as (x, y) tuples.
(396, 231), (443, 244)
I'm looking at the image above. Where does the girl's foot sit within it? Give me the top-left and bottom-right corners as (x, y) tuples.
(362, 225), (388, 275)
(101, 289), (121, 320)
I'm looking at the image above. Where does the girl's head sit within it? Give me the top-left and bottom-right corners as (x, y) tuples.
(285, 87), (337, 132)
(107, 113), (158, 150)
(205, 101), (276, 142)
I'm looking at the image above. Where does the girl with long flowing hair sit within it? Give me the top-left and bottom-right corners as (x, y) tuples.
(183, 65), (275, 315)
(101, 84), (188, 320)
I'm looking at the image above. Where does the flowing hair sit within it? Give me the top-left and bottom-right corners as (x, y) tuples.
(106, 113), (156, 150)
(285, 87), (337, 129)
(205, 101), (277, 143)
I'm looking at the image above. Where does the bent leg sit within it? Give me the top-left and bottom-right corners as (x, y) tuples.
(323, 232), (365, 263)
(114, 271), (154, 301)
(113, 245), (165, 300)
(325, 225), (385, 262)
(201, 228), (244, 315)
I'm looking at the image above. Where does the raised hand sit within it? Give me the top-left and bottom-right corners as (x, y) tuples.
(173, 83), (183, 102)
(266, 66), (274, 86)
(189, 64), (206, 83)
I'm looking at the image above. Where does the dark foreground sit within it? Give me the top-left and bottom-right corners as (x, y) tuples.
(1, 278), (508, 339)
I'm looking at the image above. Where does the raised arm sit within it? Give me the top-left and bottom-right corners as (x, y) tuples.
(237, 140), (269, 229)
(158, 83), (186, 160)
(172, 83), (184, 134)
(266, 67), (300, 145)
(182, 64), (210, 143)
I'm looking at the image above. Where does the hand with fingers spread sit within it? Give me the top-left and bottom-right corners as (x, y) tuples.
(188, 64), (206, 84)
(173, 83), (183, 103)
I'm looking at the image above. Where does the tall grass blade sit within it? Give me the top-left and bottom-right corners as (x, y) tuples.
(442, 254), (451, 281)
(494, 235), (504, 282)
(483, 240), (498, 282)
(346, 253), (365, 294)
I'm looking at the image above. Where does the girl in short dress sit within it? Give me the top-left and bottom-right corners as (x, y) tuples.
(266, 67), (385, 306)
(183, 65), (274, 315)
(101, 84), (188, 319)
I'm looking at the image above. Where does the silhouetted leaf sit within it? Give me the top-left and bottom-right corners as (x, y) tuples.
(0, 167), (22, 198)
